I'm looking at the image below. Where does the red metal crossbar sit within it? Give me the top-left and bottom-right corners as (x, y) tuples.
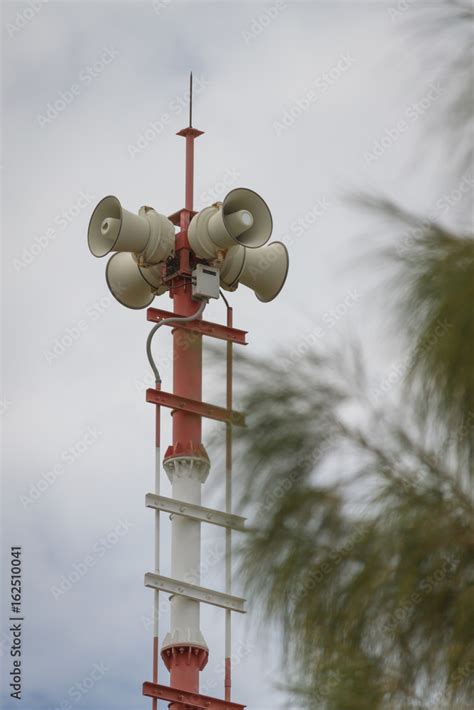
(147, 307), (248, 345)
(143, 682), (246, 709)
(146, 389), (245, 427)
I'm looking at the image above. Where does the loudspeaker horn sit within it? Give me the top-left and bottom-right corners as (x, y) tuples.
(188, 188), (272, 259)
(105, 252), (167, 310)
(88, 196), (175, 263)
(220, 242), (289, 302)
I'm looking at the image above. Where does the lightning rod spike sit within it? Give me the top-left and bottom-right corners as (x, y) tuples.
(189, 71), (193, 128)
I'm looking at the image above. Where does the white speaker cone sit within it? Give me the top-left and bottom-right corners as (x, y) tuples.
(101, 217), (120, 243)
(224, 209), (254, 238)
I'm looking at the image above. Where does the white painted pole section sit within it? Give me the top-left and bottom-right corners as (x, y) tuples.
(153, 443), (160, 640)
(225, 306), (233, 701)
(225, 493), (231, 652)
(152, 384), (160, 708)
(225, 469), (232, 658)
(225, 430), (232, 659)
(172, 468), (200, 640)
(162, 457), (209, 650)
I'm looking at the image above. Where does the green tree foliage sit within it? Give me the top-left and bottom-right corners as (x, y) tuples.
(233, 2), (474, 707)
(235, 347), (473, 708)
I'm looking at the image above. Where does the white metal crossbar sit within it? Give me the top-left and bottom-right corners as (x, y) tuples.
(145, 493), (246, 532)
(144, 573), (246, 613)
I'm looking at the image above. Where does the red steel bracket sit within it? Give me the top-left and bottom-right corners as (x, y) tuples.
(146, 389), (246, 427)
(147, 308), (248, 345)
(168, 207), (196, 226)
(143, 682), (245, 709)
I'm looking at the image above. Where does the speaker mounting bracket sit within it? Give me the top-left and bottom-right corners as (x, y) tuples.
(146, 388), (245, 426)
(147, 307), (248, 344)
(168, 207), (196, 227)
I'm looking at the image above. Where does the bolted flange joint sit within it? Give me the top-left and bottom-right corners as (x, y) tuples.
(163, 453), (210, 486)
(161, 644), (209, 673)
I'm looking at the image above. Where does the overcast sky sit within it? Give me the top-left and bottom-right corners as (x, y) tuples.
(1, 1), (468, 709)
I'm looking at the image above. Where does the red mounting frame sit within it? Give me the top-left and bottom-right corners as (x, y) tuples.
(168, 207), (196, 227)
(143, 682), (246, 709)
(147, 308), (248, 345)
(146, 389), (245, 427)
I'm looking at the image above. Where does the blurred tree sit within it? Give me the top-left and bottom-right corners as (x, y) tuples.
(233, 2), (474, 707)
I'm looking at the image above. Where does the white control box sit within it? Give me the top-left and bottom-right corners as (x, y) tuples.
(192, 264), (220, 300)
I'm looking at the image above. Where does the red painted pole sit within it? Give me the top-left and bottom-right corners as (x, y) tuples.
(177, 126), (204, 213)
(185, 133), (194, 211)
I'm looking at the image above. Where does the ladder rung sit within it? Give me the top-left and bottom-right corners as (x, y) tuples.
(145, 493), (246, 532)
(146, 388), (245, 426)
(144, 573), (246, 613)
(147, 307), (248, 345)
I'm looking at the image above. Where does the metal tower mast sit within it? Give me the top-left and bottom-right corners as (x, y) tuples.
(143, 75), (247, 709)
(86, 73), (289, 710)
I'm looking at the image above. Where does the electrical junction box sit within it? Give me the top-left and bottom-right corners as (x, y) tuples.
(192, 264), (220, 300)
